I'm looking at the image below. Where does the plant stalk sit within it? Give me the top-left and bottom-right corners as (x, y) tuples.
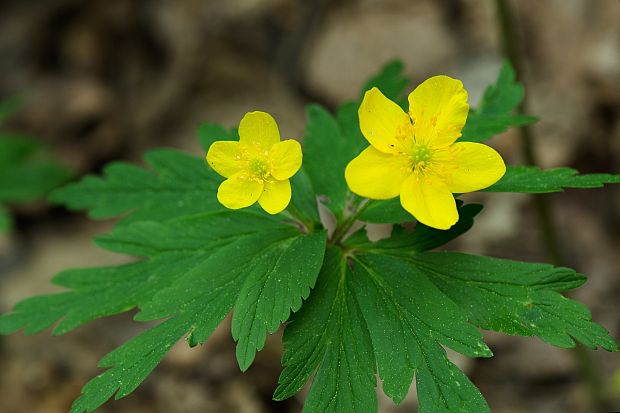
(494, 0), (610, 410)
(330, 199), (371, 245)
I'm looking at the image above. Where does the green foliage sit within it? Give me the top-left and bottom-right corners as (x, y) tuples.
(50, 148), (223, 224)
(0, 103), (72, 231)
(487, 165), (620, 193)
(347, 202), (483, 252)
(0, 205), (11, 232)
(358, 198), (412, 223)
(302, 61), (409, 219)
(276, 247), (492, 413)
(1, 61), (618, 413)
(0, 210), (327, 412)
(360, 60), (409, 109)
(409, 253), (618, 351)
(461, 60), (537, 143)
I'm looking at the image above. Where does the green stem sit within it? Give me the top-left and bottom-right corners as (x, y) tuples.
(330, 199), (372, 245)
(495, 0), (610, 410)
(282, 205), (313, 234)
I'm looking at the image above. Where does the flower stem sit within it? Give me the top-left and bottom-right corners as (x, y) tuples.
(495, 0), (611, 410)
(330, 199), (372, 245)
(282, 204), (313, 234)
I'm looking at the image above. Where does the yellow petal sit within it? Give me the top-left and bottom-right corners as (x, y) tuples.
(206, 141), (243, 178)
(217, 172), (263, 209)
(359, 87), (410, 153)
(345, 146), (411, 200)
(408, 75), (469, 147)
(400, 174), (458, 230)
(239, 111), (280, 150)
(446, 142), (506, 193)
(269, 139), (302, 180)
(258, 179), (291, 214)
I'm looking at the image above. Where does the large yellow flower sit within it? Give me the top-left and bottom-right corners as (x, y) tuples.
(207, 111), (302, 214)
(345, 76), (506, 230)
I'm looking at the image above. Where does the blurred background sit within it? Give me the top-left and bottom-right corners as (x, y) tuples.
(0, 0), (619, 412)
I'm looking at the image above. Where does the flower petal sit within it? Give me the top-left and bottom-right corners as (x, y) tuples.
(239, 111), (280, 149)
(217, 172), (263, 210)
(408, 75), (469, 147)
(258, 179), (291, 214)
(345, 146), (411, 200)
(359, 87), (410, 153)
(206, 141), (243, 178)
(269, 139), (302, 180)
(400, 173), (458, 230)
(446, 142), (506, 193)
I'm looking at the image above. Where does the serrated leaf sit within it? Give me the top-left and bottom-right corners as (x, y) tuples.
(0, 211), (326, 412)
(352, 254), (491, 410)
(50, 148), (223, 224)
(410, 252), (618, 351)
(69, 316), (190, 413)
(231, 230), (326, 370)
(274, 248), (377, 412)
(486, 165), (620, 193)
(461, 60), (537, 143)
(276, 248), (492, 413)
(53, 131), (320, 227)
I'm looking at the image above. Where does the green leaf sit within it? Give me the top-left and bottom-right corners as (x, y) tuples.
(197, 122), (239, 152)
(302, 104), (359, 218)
(461, 60), (537, 143)
(486, 165), (620, 193)
(352, 254), (491, 410)
(0, 136), (72, 203)
(347, 203), (483, 253)
(287, 167), (320, 226)
(69, 316), (191, 413)
(50, 148), (223, 224)
(410, 252), (619, 351)
(276, 248), (492, 413)
(0, 205), (12, 232)
(231, 230), (326, 370)
(0, 135), (41, 167)
(52, 129), (320, 228)
(302, 61), (410, 219)
(0, 211), (326, 412)
(274, 248), (377, 412)
(360, 60), (409, 109)
(358, 198), (412, 224)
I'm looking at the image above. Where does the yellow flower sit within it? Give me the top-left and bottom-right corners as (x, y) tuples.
(345, 76), (506, 230)
(206, 111), (302, 214)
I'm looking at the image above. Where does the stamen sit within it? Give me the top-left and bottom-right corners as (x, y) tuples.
(410, 144), (433, 175)
(248, 158), (269, 180)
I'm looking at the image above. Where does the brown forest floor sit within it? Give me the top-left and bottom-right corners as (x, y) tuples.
(0, 1), (619, 412)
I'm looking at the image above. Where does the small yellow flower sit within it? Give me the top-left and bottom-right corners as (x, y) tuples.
(345, 76), (506, 230)
(207, 111), (302, 214)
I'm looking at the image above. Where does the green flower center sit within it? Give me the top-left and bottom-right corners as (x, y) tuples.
(248, 158), (269, 179)
(411, 145), (432, 170)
